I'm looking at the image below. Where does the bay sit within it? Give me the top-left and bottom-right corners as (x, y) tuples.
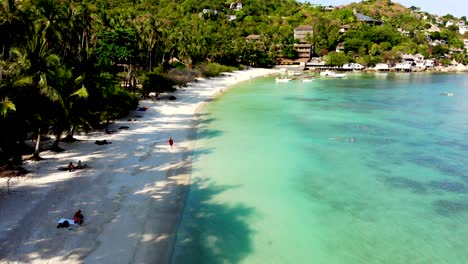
(172, 73), (468, 264)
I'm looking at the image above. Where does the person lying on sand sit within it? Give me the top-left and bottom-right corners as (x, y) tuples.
(95, 140), (111, 145)
(58, 161), (89, 171)
(57, 218), (77, 228)
(76, 160), (89, 169)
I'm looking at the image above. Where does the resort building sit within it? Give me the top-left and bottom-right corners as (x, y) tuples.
(293, 26), (313, 61)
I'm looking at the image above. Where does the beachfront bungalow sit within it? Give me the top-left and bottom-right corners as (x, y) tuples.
(395, 61), (413, 72)
(342, 63), (364, 70)
(425, 60), (435, 69)
(375, 63), (390, 71)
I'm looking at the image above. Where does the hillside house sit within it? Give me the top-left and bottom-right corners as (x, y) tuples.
(335, 42), (345, 53)
(339, 25), (350, 34)
(459, 25), (468, 35)
(353, 9), (383, 25)
(398, 28), (411, 36)
(427, 24), (440, 32)
(230, 2), (243, 11)
(246, 34), (260, 41)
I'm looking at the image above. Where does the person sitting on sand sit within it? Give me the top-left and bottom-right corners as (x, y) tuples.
(68, 162), (75, 172)
(73, 210), (84, 225)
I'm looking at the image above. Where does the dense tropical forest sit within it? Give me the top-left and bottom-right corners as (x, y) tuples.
(1, 0), (467, 166)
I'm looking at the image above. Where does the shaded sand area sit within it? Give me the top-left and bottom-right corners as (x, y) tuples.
(0, 68), (278, 264)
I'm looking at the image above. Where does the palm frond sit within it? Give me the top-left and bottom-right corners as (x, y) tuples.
(0, 97), (16, 117)
(70, 85), (88, 99)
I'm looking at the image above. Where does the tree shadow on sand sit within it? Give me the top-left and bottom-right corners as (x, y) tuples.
(171, 178), (255, 264)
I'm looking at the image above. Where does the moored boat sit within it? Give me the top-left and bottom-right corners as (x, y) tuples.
(276, 77), (292, 82)
(319, 70), (346, 78)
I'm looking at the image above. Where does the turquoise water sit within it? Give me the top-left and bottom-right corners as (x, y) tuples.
(172, 73), (468, 264)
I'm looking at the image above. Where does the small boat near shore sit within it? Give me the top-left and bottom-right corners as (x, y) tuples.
(320, 70), (346, 78)
(276, 77), (292, 82)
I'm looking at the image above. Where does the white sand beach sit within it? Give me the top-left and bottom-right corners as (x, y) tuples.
(0, 68), (278, 264)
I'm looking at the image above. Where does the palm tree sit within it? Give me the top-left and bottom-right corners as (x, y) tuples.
(0, 0), (30, 59)
(10, 22), (62, 160)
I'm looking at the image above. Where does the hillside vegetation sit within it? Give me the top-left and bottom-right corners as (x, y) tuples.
(0, 0), (467, 165)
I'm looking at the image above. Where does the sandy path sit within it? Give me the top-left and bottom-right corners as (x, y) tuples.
(0, 68), (278, 264)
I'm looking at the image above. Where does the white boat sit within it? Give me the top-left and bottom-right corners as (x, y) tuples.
(302, 77), (314, 82)
(320, 70), (346, 78)
(275, 77), (291, 82)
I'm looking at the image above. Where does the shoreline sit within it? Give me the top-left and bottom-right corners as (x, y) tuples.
(0, 68), (279, 264)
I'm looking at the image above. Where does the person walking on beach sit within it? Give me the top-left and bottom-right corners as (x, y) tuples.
(169, 137), (174, 150)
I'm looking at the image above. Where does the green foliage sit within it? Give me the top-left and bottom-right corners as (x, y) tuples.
(323, 52), (352, 66)
(142, 71), (176, 96)
(195, 62), (237, 78)
(440, 58), (451, 66)
(96, 27), (139, 67)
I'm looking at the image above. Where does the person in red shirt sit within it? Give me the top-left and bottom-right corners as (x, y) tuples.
(168, 137), (174, 150)
(74, 210), (84, 225)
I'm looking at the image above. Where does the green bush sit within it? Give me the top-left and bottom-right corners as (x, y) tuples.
(142, 71), (176, 96)
(195, 63), (238, 78)
(167, 68), (198, 87)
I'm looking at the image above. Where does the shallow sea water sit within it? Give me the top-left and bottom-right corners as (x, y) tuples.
(172, 73), (468, 264)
